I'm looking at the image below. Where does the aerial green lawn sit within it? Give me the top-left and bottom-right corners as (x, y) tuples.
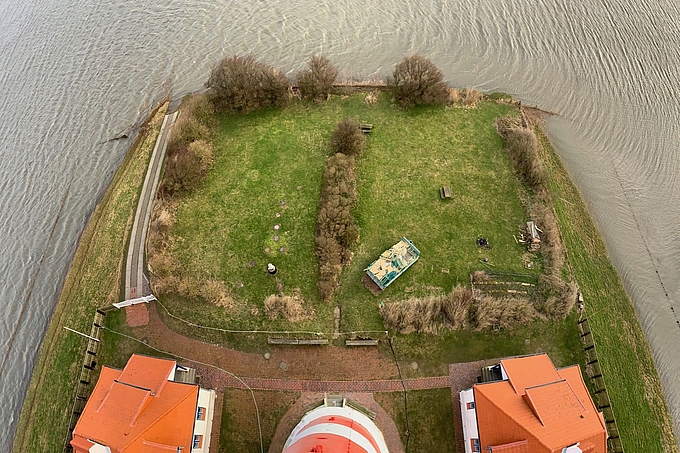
(160, 94), (538, 336)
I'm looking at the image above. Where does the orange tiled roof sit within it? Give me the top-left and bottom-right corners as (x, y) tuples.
(474, 354), (607, 453)
(71, 354), (198, 453)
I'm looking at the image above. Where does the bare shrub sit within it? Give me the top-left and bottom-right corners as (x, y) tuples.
(162, 147), (203, 195)
(536, 277), (577, 320)
(168, 116), (211, 152)
(168, 94), (215, 151)
(495, 119), (548, 191)
(460, 87), (483, 106)
(390, 55), (449, 107)
(316, 153), (359, 301)
(296, 55), (338, 101)
(441, 286), (475, 329)
(206, 55), (290, 113)
(472, 296), (536, 330)
(380, 285), (473, 333)
(188, 140), (214, 169)
(202, 279), (234, 308)
(381, 296), (444, 334)
(330, 118), (365, 157)
(264, 290), (312, 322)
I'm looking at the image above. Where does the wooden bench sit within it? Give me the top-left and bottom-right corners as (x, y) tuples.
(345, 339), (379, 346)
(440, 186), (453, 199)
(268, 338), (329, 345)
(360, 123), (373, 134)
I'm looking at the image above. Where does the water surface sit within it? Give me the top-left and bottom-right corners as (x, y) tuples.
(0, 0), (678, 448)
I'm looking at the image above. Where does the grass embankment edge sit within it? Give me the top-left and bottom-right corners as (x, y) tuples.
(537, 128), (678, 453)
(11, 103), (167, 453)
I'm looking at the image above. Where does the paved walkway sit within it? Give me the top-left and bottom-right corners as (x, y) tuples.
(125, 109), (178, 301)
(212, 374), (451, 392)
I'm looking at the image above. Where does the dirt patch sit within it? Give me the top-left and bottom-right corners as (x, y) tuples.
(125, 304), (149, 327)
(133, 301), (397, 382)
(362, 274), (382, 296)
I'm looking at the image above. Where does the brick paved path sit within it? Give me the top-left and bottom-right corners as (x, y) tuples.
(216, 374), (450, 392)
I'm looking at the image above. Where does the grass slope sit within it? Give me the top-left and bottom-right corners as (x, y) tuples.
(11, 106), (166, 453)
(538, 131), (677, 452)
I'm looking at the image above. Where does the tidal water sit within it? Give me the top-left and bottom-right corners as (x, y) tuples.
(1, 0), (678, 448)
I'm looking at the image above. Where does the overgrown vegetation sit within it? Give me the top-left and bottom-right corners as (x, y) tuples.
(206, 55), (290, 113)
(449, 87), (484, 107)
(161, 94), (216, 196)
(264, 289), (313, 322)
(380, 286), (474, 333)
(329, 118), (365, 156)
(316, 151), (360, 301)
(471, 295), (536, 331)
(495, 116), (548, 191)
(296, 55), (338, 101)
(390, 55), (449, 107)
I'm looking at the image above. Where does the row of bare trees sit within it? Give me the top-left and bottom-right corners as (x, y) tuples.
(205, 54), (454, 112)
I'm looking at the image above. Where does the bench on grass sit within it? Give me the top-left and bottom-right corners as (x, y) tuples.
(440, 186), (453, 199)
(268, 338), (329, 345)
(360, 123), (373, 134)
(345, 339), (379, 346)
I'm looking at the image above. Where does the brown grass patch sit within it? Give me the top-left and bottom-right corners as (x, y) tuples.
(380, 285), (474, 334)
(471, 295), (536, 330)
(264, 289), (314, 322)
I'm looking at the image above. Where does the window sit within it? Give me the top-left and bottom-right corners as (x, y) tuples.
(471, 438), (481, 452)
(466, 401), (475, 410)
(196, 406), (206, 420)
(193, 435), (203, 449)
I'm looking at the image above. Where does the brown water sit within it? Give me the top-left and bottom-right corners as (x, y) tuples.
(1, 0), (678, 448)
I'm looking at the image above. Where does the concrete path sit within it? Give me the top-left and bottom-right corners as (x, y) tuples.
(125, 109), (178, 300)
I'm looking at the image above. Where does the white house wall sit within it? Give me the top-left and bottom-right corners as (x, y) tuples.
(459, 388), (479, 453)
(192, 388), (217, 453)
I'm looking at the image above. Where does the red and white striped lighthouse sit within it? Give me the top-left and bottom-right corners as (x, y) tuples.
(282, 401), (390, 453)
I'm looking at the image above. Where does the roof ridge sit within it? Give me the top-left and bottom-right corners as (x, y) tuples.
(120, 381), (199, 449)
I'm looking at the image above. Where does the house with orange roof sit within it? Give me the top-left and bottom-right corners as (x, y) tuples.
(70, 354), (216, 453)
(459, 353), (607, 453)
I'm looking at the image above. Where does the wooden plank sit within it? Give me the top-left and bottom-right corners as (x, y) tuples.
(268, 338), (328, 345)
(345, 339), (379, 346)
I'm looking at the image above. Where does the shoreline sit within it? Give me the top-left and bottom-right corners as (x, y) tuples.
(11, 93), (677, 452)
(11, 102), (168, 453)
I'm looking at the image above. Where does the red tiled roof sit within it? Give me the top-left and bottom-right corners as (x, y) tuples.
(71, 354), (198, 453)
(474, 354), (607, 453)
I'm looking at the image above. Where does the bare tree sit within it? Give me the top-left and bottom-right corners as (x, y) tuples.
(330, 118), (365, 156)
(206, 55), (290, 113)
(390, 55), (449, 107)
(297, 55), (339, 101)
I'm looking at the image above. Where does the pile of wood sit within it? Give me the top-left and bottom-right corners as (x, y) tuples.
(518, 221), (541, 251)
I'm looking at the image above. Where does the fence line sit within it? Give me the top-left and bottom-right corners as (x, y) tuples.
(62, 307), (112, 452)
(577, 317), (624, 453)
